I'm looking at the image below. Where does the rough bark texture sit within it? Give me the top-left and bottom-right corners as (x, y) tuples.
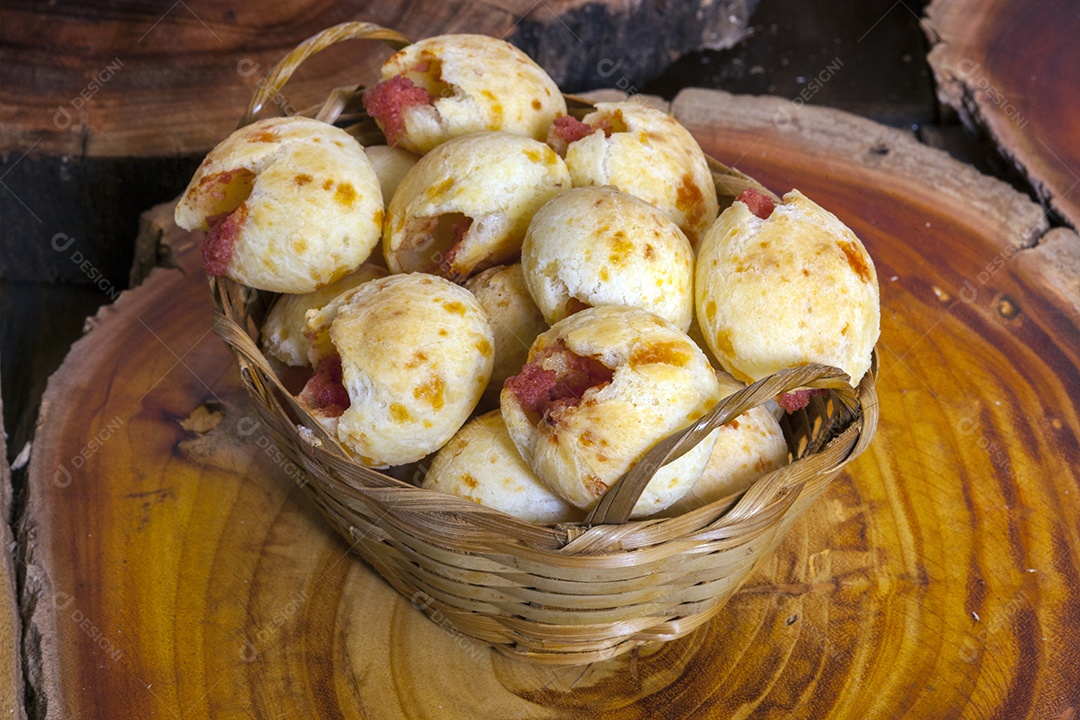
(923, 0), (1080, 228)
(509, 0), (756, 92)
(0, 379), (26, 718)
(17, 90), (1080, 718)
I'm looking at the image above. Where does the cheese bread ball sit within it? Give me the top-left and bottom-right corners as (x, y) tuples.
(261, 264), (387, 367)
(550, 102), (718, 247)
(362, 34), (566, 154)
(522, 186), (694, 330)
(501, 306), (722, 518)
(363, 145), (420, 206)
(696, 189), (880, 386)
(383, 132), (570, 281)
(464, 264), (549, 408)
(299, 273), (494, 467)
(666, 372), (790, 514)
(175, 117), (384, 293)
(424, 411), (580, 524)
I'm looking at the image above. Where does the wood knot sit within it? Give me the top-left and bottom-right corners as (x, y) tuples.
(996, 295), (1021, 320)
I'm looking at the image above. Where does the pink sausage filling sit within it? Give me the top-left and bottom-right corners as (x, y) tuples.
(504, 341), (614, 422)
(549, 115), (594, 144)
(362, 76), (434, 147)
(736, 188), (776, 219)
(546, 115), (596, 155)
(202, 204), (246, 276)
(777, 388), (827, 413)
(300, 355), (351, 418)
(440, 215), (472, 273)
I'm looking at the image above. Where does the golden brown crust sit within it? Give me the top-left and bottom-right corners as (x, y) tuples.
(561, 102), (719, 247)
(175, 117), (384, 293)
(321, 273), (494, 467)
(501, 305), (721, 517)
(522, 186), (695, 330)
(383, 132), (570, 281)
(377, 34), (567, 154)
(695, 189), (880, 385)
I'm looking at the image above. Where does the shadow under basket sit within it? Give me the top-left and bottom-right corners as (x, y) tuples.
(208, 21), (881, 666)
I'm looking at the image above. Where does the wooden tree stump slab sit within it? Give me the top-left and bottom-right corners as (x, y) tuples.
(20, 90), (1080, 718)
(924, 0), (1080, 228)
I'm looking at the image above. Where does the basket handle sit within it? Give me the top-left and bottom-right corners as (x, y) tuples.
(240, 21), (411, 127)
(585, 363), (860, 526)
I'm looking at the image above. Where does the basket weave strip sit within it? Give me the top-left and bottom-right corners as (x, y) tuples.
(208, 21), (881, 664)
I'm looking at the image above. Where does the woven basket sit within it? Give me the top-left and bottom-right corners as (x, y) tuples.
(209, 22), (880, 666)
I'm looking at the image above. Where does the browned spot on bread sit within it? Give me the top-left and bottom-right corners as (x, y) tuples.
(413, 376), (446, 410)
(292, 239), (308, 253)
(373, 209), (384, 227)
(390, 403), (412, 422)
(322, 179), (334, 191)
(531, 99), (542, 110)
(197, 168), (254, 194)
(442, 300), (466, 315)
(524, 148), (543, 163)
(406, 351), (429, 368)
(480, 90), (503, 126)
(608, 230), (633, 264)
(644, 244), (657, 260)
(580, 430), (598, 447)
(476, 337), (493, 357)
(676, 174), (703, 212)
(429, 177), (455, 196)
(839, 240), (872, 283)
(462, 473), (478, 489)
(675, 174), (706, 233)
(294, 173), (313, 186)
(705, 301), (717, 320)
(334, 182), (357, 208)
(713, 329), (735, 358)
(630, 340), (691, 368)
(247, 130), (278, 143)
